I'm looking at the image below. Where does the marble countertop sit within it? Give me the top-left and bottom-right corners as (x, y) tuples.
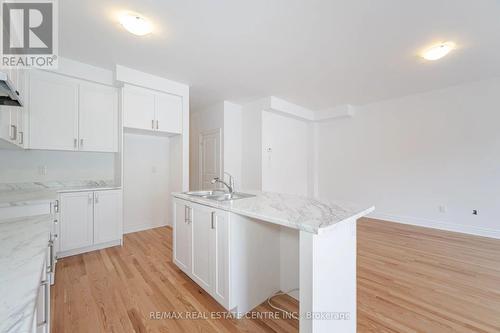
(0, 180), (121, 208)
(0, 214), (53, 333)
(172, 191), (374, 234)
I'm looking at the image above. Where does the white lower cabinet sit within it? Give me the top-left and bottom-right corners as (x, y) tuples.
(59, 189), (122, 256)
(173, 199), (230, 309)
(210, 209), (229, 307)
(173, 201), (192, 274)
(59, 191), (94, 252)
(93, 190), (123, 244)
(191, 205), (213, 290)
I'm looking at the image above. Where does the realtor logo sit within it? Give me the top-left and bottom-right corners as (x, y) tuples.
(1, 0), (58, 68)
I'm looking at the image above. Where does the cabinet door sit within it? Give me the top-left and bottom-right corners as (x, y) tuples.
(79, 83), (118, 152)
(0, 108), (17, 143)
(155, 92), (183, 134)
(210, 210), (229, 307)
(123, 84), (155, 131)
(173, 200), (192, 274)
(59, 192), (94, 252)
(93, 190), (123, 244)
(191, 204), (213, 291)
(29, 70), (79, 150)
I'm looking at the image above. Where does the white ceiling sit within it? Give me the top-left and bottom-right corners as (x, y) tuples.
(60, 0), (500, 110)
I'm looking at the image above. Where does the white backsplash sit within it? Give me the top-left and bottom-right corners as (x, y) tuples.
(0, 149), (116, 183)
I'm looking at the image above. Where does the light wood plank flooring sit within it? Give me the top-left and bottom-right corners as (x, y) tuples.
(51, 218), (500, 332)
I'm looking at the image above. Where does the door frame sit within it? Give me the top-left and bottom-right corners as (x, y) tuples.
(198, 128), (223, 190)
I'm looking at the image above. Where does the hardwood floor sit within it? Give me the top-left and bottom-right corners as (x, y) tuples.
(51, 218), (500, 333)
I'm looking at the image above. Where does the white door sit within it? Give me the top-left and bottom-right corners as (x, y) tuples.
(155, 92), (183, 134)
(199, 129), (222, 190)
(123, 84), (155, 131)
(173, 200), (192, 274)
(29, 70), (79, 151)
(59, 191), (94, 252)
(210, 210), (229, 307)
(93, 190), (123, 244)
(79, 83), (118, 152)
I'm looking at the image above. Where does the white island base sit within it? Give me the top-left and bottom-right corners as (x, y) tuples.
(172, 192), (373, 333)
(299, 218), (357, 332)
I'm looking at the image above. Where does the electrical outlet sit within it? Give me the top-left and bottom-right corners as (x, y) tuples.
(472, 209), (478, 216)
(438, 205), (447, 213)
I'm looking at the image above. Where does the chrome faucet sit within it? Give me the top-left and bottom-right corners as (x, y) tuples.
(211, 172), (235, 194)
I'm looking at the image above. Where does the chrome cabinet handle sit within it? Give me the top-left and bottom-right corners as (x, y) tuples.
(38, 279), (49, 326)
(53, 200), (59, 213)
(152, 119), (155, 130)
(95, 193), (99, 204)
(211, 212), (215, 229)
(156, 120), (159, 130)
(47, 240), (54, 273)
(73, 138), (77, 149)
(9, 125), (17, 140)
(80, 138), (84, 148)
(88, 194), (93, 204)
(184, 205), (191, 224)
(18, 131), (23, 145)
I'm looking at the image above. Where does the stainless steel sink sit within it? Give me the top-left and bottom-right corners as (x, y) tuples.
(184, 190), (255, 201)
(185, 190), (225, 197)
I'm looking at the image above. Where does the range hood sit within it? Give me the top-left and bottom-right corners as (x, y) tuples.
(0, 71), (22, 107)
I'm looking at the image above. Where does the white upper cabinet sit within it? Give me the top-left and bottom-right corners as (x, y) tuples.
(29, 70), (79, 151)
(79, 82), (118, 152)
(123, 84), (183, 134)
(0, 69), (28, 148)
(123, 84), (155, 131)
(155, 91), (182, 134)
(28, 70), (118, 152)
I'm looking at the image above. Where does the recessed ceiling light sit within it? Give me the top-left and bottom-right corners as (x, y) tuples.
(421, 42), (456, 61)
(119, 13), (152, 36)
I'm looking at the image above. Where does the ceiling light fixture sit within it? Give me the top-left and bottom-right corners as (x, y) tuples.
(421, 42), (456, 61)
(119, 13), (152, 36)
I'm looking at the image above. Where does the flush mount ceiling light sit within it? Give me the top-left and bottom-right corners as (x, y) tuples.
(421, 42), (456, 61)
(119, 13), (152, 36)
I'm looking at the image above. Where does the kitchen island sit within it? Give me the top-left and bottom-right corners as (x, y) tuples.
(172, 191), (374, 333)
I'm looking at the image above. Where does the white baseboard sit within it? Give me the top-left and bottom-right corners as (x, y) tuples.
(57, 239), (122, 258)
(124, 222), (170, 234)
(368, 212), (500, 240)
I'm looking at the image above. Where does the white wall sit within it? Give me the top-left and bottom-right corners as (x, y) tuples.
(0, 149), (115, 183)
(317, 78), (500, 238)
(123, 133), (171, 233)
(190, 103), (224, 190)
(261, 110), (312, 195)
(223, 102), (243, 191)
(241, 101), (263, 191)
